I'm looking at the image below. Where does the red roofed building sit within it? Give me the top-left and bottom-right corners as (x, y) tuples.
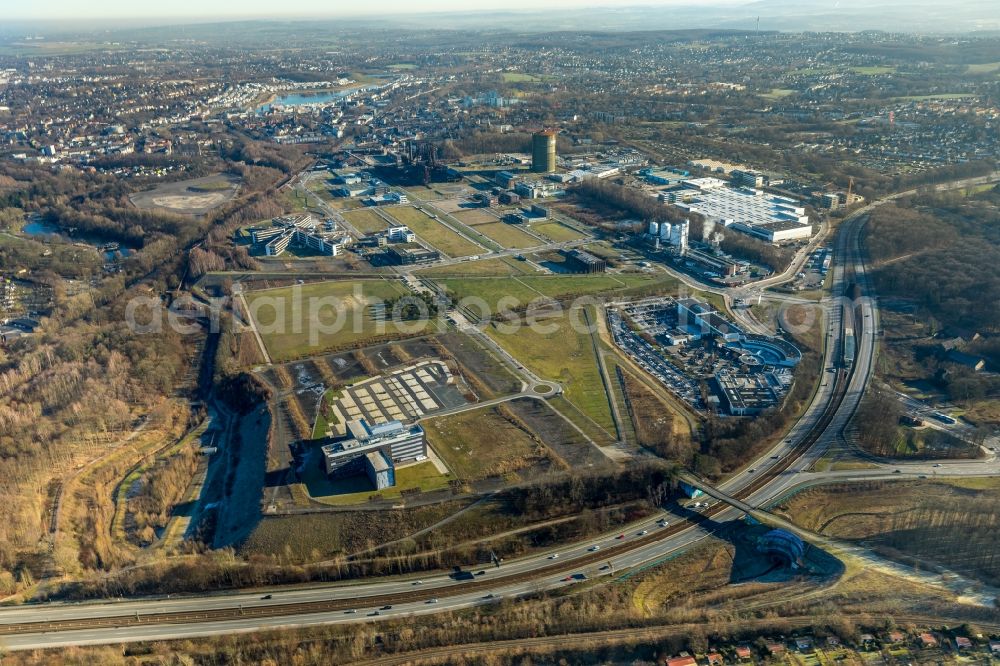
(665, 656), (698, 666)
(919, 633), (938, 648)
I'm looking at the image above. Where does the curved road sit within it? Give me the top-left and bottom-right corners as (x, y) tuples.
(1, 174), (998, 651)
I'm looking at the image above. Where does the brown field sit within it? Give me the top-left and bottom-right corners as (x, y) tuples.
(424, 404), (556, 482)
(453, 209), (498, 226)
(776, 478), (1000, 587)
(130, 174), (241, 215)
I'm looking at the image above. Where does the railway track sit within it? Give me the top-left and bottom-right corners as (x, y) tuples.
(0, 236), (861, 640)
(0, 365), (852, 638)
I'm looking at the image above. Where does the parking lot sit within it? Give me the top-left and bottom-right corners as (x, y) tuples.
(608, 297), (796, 415)
(327, 360), (469, 436)
(608, 309), (704, 410)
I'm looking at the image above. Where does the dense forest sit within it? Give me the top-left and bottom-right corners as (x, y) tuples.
(0, 141), (308, 593)
(867, 189), (1000, 334)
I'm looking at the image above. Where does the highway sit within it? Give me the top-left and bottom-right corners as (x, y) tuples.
(2, 174), (998, 651)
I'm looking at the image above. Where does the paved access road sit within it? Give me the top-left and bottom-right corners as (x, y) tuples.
(3, 175), (999, 651)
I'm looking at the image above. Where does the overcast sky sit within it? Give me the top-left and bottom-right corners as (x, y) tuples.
(6, 0), (744, 20)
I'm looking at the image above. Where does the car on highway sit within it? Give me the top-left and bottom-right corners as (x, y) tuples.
(260, 594), (273, 600)
(638, 529), (648, 535)
(616, 533), (625, 539)
(413, 580), (423, 585)
(368, 611), (380, 616)
(548, 553), (559, 559)
(426, 598), (439, 604)
(748, 468), (756, 473)
(345, 609), (357, 614)
(933, 463), (941, 467)
(658, 519), (669, 527)
(589, 545), (601, 551)
(381, 605), (393, 610)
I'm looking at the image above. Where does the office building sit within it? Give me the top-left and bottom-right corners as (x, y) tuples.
(387, 225), (416, 243)
(561, 248), (606, 273)
(387, 244), (440, 265)
(730, 169), (766, 188)
(322, 419), (427, 483)
(250, 214), (348, 257)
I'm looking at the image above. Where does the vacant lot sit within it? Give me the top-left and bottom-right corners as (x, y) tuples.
(776, 478), (1000, 587)
(967, 61), (1000, 74)
(245, 279), (434, 361)
(486, 307), (616, 431)
(531, 221), (586, 242)
(506, 397), (610, 470)
(432, 331), (522, 399)
(502, 72), (546, 82)
(130, 173), (241, 215)
(436, 274), (675, 313)
(452, 209), (497, 226)
(415, 257), (537, 277)
(240, 501), (465, 560)
(474, 222), (542, 249)
(425, 405), (554, 481)
(384, 206), (482, 257)
(342, 208), (389, 234)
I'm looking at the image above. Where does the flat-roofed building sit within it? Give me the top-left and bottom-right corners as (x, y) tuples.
(560, 248), (606, 273)
(387, 244), (440, 265)
(713, 371), (784, 416)
(676, 298), (742, 342)
(322, 419), (427, 480)
(365, 450), (395, 490)
(672, 184), (812, 243)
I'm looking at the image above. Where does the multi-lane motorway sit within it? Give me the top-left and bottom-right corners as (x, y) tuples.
(1, 175), (997, 651)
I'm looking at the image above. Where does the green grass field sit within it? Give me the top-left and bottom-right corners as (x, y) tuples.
(384, 206), (483, 257)
(851, 65), (896, 75)
(342, 208), (389, 234)
(502, 72), (544, 82)
(300, 460), (450, 506)
(435, 274), (675, 312)
(897, 93), (972, 101)
(312, 388), (342, 439)
(425, 406), (548, 481)
(966, 61), (1000, 74)
(306, 177), (335, 201)
(762, 88), (796, 100)
(485, 307), (615, 431)
(415, 257), (537, 277)
(280, 188), (310, 213)
(531, 221), (586, 242)
(472, 222), (542, 249)
(245, 279), (432, 361)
